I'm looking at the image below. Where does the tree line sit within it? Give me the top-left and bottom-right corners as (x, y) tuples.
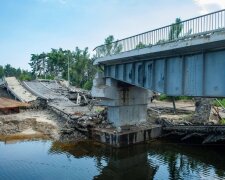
(29, 47), (96, 90)
(0, 64), (33, 81)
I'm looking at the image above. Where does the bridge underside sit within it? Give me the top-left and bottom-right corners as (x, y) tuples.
(100, 32), (225, 97)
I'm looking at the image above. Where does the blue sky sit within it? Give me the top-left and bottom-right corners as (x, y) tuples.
(0, 0), (224, 70)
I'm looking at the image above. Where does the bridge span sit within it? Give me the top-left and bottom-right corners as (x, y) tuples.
(94, 9), (225, 97)
(91, 10), (225, 146)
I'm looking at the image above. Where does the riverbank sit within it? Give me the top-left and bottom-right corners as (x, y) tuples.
(0, 106), (107, 143)
(0, 109), (59, 141)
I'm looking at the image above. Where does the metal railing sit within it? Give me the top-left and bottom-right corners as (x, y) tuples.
(94, 9), (225, 58)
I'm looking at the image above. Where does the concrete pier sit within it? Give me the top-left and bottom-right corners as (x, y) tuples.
(92, 72), (151, 127)
(91, 72), (161, 147)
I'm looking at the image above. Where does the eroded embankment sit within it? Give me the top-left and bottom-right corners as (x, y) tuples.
(0, 110), (60, 141)
(0, 105), (109, 143)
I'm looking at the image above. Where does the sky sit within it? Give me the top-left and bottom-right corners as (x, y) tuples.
(0, 0), (225, 70)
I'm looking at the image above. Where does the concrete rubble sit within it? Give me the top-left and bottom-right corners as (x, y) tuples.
(4, 77), (37, 102)
(0, 77), (109, 142)
(148, 100), (225, 144)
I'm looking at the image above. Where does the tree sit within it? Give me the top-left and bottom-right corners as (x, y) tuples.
(0, 64), (33, 80)
(19, 70), (33, 81)
(70, 47), (95, 88)
(96, 35), (122, 57)
(0, 66), (4, 78)
(169, 18), (183, 40)
(28, 47), (96, 89)
(4, 64), (17, 77)
(29, 53), (46, 79)
(47, 48), (68, 79)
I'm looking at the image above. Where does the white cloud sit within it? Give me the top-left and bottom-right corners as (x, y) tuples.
(194, 0), (225, 14)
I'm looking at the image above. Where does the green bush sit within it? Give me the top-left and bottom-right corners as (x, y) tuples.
(219, 118), (225, 125)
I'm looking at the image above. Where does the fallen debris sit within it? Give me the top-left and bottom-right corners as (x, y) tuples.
(4, 77), (37, 102)
(0, 97), (30, 114)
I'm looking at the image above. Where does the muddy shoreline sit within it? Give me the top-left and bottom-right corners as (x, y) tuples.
(0, 109), (85, 142)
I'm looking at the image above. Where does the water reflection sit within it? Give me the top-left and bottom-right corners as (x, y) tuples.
(50, 141), (157, 179)
(148, 142), (225, 180)
(1, 140), (225, 180)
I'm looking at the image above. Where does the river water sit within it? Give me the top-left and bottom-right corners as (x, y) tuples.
(0, 140), (225, 180)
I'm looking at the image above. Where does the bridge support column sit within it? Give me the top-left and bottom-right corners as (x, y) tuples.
(91, 72), (162, 147)
(91, 72), (150, 127)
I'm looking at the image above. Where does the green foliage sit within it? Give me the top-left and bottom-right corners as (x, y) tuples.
(0, 66), (4, 77)
(0, 64), (34, 80)
(18, 71), (34, 81)
(70, 47), (96, 88)
(159, 94), (169, 101)
(169, 18), (183, 40)
(135, 42), (147, 49)
(213, 99), (225, 107)
(29, 47), (97, 89)
(95, 35), (122, 58)
(83, 80), (93, 90)
(29, 49), (69, 79)
(159, 94), (192, 101)
(219, 118), (225, 125)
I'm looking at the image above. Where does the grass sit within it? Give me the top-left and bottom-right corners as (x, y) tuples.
(94, 106), (104, 113)
(158, 94), (192, 101)
(219, 118), (225, 125)
(213, 98), (225, 108)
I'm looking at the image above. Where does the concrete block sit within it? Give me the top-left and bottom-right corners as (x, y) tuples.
(92, 124), (162, 147)
(108, 105), (147, 127)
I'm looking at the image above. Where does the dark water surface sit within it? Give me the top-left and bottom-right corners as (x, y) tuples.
(1, 140), (225, 180)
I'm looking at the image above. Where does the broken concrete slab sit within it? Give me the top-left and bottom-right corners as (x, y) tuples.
(5, 77), (37, 102)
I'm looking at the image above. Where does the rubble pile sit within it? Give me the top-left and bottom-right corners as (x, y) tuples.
(64, 85), (92, 106)
(59, 108), (109, 133)
(44, 107), (111, 142)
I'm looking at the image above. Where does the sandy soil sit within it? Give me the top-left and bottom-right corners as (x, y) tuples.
(0, 109), (59, 139)
(149, 100), (195, 111)
(1, 109), (58, 127)
(148, 100), (225, 123)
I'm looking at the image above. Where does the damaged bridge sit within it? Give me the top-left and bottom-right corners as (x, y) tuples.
(94, 9), (225, 97)
(91, 9), (225, 146)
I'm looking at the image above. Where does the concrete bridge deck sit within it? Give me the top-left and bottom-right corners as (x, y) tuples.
(4, 77), (37, 102)
(22, 80), (67, 100)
